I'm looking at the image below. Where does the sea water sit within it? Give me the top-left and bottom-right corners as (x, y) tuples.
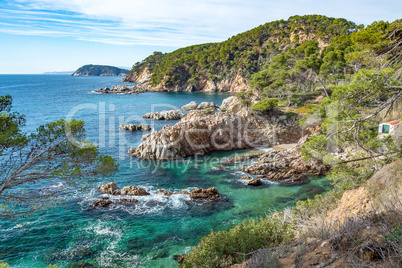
(0, 75), (331, 267)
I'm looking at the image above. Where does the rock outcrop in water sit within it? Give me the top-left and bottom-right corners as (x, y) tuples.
(98, 182), (118, 194)
(129, 106), (302, 160)
(94, 84), (155, 94)
(90, 197), (113, 207)
(155, 190), (173, 196)
(143, 110), (184, 120)
(189, 187), (221, 200)
(247, 178), (263, 186)
(120, 186), (150, 196)
(97, 183), (150, 196)
(93, 183), (226, 209)
(120, 124), (151, 131)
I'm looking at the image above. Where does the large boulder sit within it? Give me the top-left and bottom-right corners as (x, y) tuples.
(120, 186), (150, 196)
(98, 182), (118, 194)
(220, 96), (235, 110)
(181, 101), (199, 111)
(189, 187), (220, 200)
(197, 102), (218, 110)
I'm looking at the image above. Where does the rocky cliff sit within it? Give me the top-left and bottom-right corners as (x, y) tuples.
(72, 65), (129, 76)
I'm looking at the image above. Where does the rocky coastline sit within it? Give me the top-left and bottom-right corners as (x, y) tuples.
(129, 96), (302, 160)
(126, 95), (331, 186)
(93, 84), (155, 94)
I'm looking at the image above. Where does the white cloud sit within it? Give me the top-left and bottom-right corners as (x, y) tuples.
(1, 0), (401, 47)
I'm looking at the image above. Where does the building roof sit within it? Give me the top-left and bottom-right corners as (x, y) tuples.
(385, 120), (400, 126)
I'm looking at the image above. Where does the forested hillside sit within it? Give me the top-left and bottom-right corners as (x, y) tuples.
(124, 15), (358, 92)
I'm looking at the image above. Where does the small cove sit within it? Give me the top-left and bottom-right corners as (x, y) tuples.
(0, 75), (331, 267)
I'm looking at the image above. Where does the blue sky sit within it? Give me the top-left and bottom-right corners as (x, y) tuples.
(0, 0), (401, 74)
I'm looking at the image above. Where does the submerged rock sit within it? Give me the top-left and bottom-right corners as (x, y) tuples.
(189, 187), (221, 200)
(90, 197), (112, 207)
(179, 190), (189, 194)
(155, 190), (173, 196)
(67, 261), (98, 268)
(143, 110), (184, 120)
(115, 198), (139, 205)
(173, 254), (186, 263)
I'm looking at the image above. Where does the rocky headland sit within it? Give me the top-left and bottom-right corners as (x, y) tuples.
(129, 96), (302, 160)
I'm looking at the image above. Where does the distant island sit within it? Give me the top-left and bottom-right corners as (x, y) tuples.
(43, 71), (74, 75)
(71, 64), (129, 76)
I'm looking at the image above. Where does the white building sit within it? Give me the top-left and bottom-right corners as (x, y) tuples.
(378, 120), (400, 134)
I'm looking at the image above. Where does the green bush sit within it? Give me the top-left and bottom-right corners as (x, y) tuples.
(250, 98), (279, 112)
(0, 261), (9, 268)
(182, 217), (294, 267)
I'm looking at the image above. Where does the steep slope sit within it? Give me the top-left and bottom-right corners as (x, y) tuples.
(72, 65), (129, 76)
(124, 15), (357, 92)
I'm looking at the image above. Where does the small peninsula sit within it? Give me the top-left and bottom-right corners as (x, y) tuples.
(71, 64), (129, 76)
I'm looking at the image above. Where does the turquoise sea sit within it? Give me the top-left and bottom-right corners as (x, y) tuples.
(0, 75), (331, 267)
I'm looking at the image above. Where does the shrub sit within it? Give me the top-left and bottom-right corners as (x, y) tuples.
(250, 98), (279, 112)
(181, 217), (294, 267)
(294, 104), (317, 114)
(0, 261), (9, 268)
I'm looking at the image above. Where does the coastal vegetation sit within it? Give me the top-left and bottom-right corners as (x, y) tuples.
(125, 15), (358, 94)
(178, 17), (402, 267)
(250, 98), (279, 112)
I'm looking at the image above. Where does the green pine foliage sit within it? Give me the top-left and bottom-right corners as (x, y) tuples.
(127, 15), (357, 91)
(250, 98), (279, 112)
